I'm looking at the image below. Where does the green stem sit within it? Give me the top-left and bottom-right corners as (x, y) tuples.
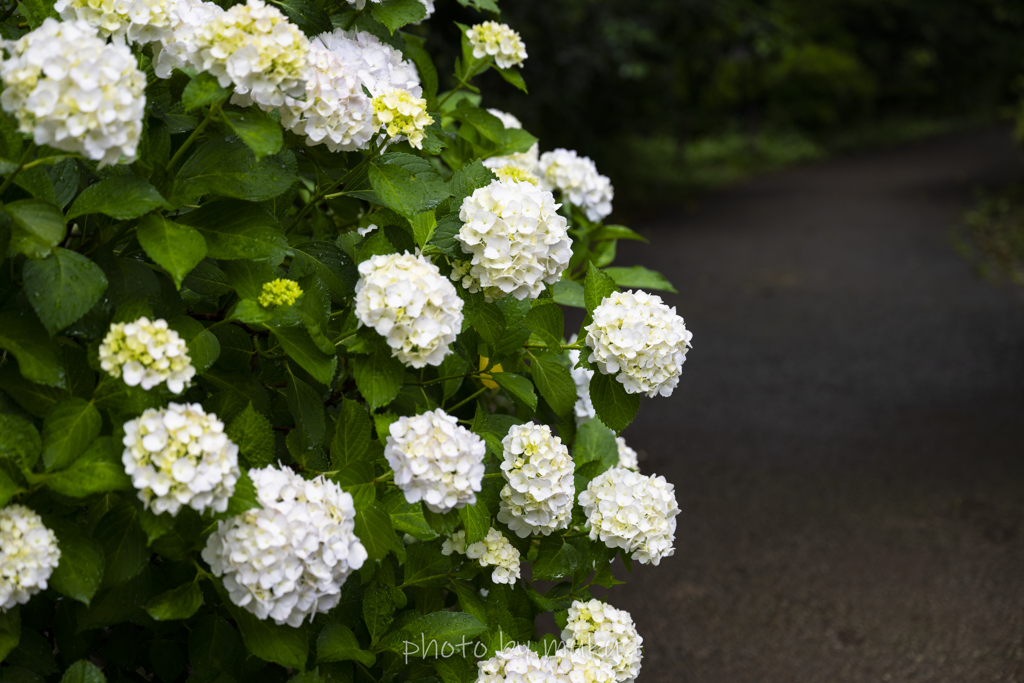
(447, 386), (487, 412)
(167, 102), (222, 172)
(408, 371), (479, 387)
(289, 138), (382, 233)
(332, 328), (359, 346)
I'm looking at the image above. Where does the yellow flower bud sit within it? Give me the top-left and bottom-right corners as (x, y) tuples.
(259, 279), (303, 308)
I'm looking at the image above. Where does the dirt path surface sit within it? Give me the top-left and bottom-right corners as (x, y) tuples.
(610, 128), (1024, 682)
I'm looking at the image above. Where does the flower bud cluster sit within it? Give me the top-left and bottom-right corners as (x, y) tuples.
(99, 317), (196, 394)
(441, 527), (521, 584)
(539, 148), (614, 223)
(466, 22), (527, 69)
(259, 279), (303, 308)
(496, 423), (575, 537)
(0, 505), (60, 612)
(562, 599), (644, 682)
(372, 88), (433, 150)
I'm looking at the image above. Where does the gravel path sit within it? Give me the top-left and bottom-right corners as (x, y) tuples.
(608, 127), (1024, 682)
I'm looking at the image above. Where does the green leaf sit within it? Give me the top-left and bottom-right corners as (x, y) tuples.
(66, 176), (166, 220)
(0, 608), (20, 662)
(584, 265), (619, 314)
(285, 372), (325, 451)
(428, 213), (462, 255)
(522, 303), (564, 350)
(449, 160), (496, 204)
(589, 373), (641, 434)
(474, 304), (505, 344)
(450, 108), (505, 143)
(270, 325), (337, 386)
(4, 199), (66, 259)
(0, 469), (22, 508)
(173, 136), (296, 204)
(271, 0), (331, 37)
(530, 354), (576, 418)
(411, 211), (437, 248)
(22, 248), (108, 336)
(76, 567), (152, 631)
(290, 242), (358, 302)
(41, 398), (101, 471)
(167, 316), (221, 374)
(221, 107), (284, 159)
(496, 67), (528, 93)
(368, 159), (451, 219)
(402, 542), (451, 587)
(591, 225), (648, 243)
(369, 0), (426, 33)
(136, 215), (207, 289)
(531, 536), (583, 581)
(182, 72), (230, 111)
(49, 525), (104, 605)
(0, 310), (65, 387)
(433, 654), (478, 683)
(60, 660), (106, 683)
(316, 622), (375, 667)
(352, 345), (404, 411)
(381, 612), (486, 655)
(46, 437), (132, 497)
(93, 501), (148, 587)
(354, 502), (398, 564)
(551, 280), (585, 308)
(383, 490), (437, 541)
(603, 265), (677, 293)
(458, 502), (490, 545)
(145, 581), (203, 621)
(423, 506), (461, 536)
(177, 200), (288, 264)
(221, 597), (309, 671)
(189, 615), (241, 678)
(363, 580), (401, 642)
(572, 418), (619, 471)
(331, 398), (373, 470)
(0, 414), (42, 470)
(226, 403), (275, 469)
(491, 372), (537, 411)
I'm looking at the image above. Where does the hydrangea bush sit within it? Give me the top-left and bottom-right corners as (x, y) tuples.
(0, 1), (690, 681)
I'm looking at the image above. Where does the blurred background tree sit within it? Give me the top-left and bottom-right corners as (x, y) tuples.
(430, 0), (1024, 209)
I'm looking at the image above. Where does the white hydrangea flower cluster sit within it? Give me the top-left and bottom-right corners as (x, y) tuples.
(585, 290), (693, 397)
(477, 645), (557, 683)
(99, 317), (196, 394)
(316, 30), (421, 98)
(496, 423), (575, 537)
(551, 647), (617, 683)
(539, 148), (615, 223)
(184, 0), (311, 107)
(562, 599), (644, 683)
(202, 464), (368, 627)
(384, 409), (485, 513)
(466, 21), (527, 69)
(579, 467), (679, 566)
(0, 505), (60, 612)
(54, 0), (173, 45)
(278, 37), (374, 153)
(122, 403), (241, 516)
(372, 88), (433, 150)
(457, 179), (572, 301)
(568, 346), (596, 425)
(0, 19), (146, 167)
(442, 527), (521, 585)
(616, 437), (639, 471)
(354, 252), (464, 368)
(151, 0), (223, 78)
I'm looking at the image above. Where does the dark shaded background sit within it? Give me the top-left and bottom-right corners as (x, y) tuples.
(430, 0), (1024, 206)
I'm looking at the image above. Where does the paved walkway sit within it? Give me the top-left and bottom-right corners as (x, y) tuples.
(611, 128), (1024, 682)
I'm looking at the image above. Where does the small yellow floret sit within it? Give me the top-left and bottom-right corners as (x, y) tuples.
(494, 165), (539, 185)
(259, 279), (303, 308)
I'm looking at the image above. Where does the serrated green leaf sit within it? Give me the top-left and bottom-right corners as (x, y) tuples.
(369, 0), (426, 33)
(22, 248), (107, 336)
(551, 280), (585, 308)
(182, 72), (230, 112)
(602, 265), (678, 293)
(531, 536), (583, 581)
(66, 176), (166, 220)
(449, 160), (496, 204)
(316, 622), (375, 667)
(352, 345), (404, 410)
(474, 303), (505, 344)
(60, 660), (106, 683)
(402, 542), (451, 588)
(491, 372), (537, 411)
(354, 502), (398, 564)
(591, 225), (648, 243)
(458, 502), (490, 545)
(221, 595), (309, 671)
(285, 372), (325, 451)
(522, 303), (563, 350)
(0, 607), (19, 662)
(290, 242), (358, 302)
(368, 160), (451, 219)
(177, 200), (288, 265)
(17, 0), (58, 30)
(383, 490), (437, 540)
(93, 501), (147, 587)
(221, 107), (283, 159)
(270, 325), (338, 386)
(0, 414), (41, 470)
(41, 398), (101, 471)
(0, 469), (21, 508)
(145, 581), (203, 621)
(46, 437), (132, 497)
(363, 580), (401, 642)
(189, 615), (241, 679)
(588, 372), (641, 434)
(0, 310), (66, 388)
(584, 265), (619, 314)
(137, 215), (207, 289)
(529, 354), (576, 418)
(381, 612), (486, 655)
(226, 402), (275, 468)
(168, 316), (221, 374)
(4, 199), (66, 259)
(173, 136), (296, 204)
(496, 67), (528, 93)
